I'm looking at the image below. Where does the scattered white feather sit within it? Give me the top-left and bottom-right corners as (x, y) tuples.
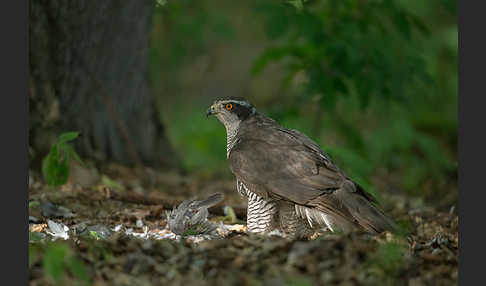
(112, 224), (123, 232)
(46, 220), (69, 240)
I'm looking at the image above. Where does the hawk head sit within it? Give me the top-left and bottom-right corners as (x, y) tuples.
(206, 97), (256, 129)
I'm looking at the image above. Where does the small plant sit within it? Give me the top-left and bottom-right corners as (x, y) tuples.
(42, 132), (82, 186)
(286, 276), (314, 286)
(29, 201), (40, 209)
(368, 242), (407, 281)
(89, 231), (101, 240)
(38, 242), (90, 285)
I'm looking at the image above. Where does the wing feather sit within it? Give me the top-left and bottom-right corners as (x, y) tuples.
(228, 116), (393, 232)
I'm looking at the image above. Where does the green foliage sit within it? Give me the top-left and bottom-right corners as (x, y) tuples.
(30, 242), (91, 285)
(150, 0), (457, 203)
(253, 0), (430, 110)
(287, 0), (306, 12)
(394, 218), (413, 236)
(224, 206), (238, 224)
(159, 102), (230, 175)
(250, 0), (457, 201)
(43, 243), (69, 283)
(368, 242), (407, 280)
(152, 0), (233, 74)
(42, 132), (82, 186)
(101, 175), (125, 190)
(89, 231), (101, 240)
(29, 200), (40, 209)
(69, 256), (90, 285)
(29, 244), (39, 267)
(285, 276), (314, 286)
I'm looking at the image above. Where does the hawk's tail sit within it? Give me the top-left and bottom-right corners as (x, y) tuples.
(334, 189), (396, 234)
(307, 187), (396, 234)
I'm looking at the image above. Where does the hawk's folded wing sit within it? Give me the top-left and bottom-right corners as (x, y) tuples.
(229, 125), (393, 233)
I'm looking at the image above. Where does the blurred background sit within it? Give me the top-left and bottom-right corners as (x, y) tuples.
(151, 0), (457, 208)
(29, 0), (457, 209)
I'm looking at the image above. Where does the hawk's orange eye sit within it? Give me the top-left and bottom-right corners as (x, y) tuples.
(225, 103), (233, 110)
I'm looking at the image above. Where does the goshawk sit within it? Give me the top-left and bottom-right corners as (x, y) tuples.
(207, 98), (395, 238)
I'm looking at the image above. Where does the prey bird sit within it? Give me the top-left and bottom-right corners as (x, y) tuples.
(206, 98), (395, 238)
(167, 193), (224, 236)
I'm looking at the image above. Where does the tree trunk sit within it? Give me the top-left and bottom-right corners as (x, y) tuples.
(29, 0), (177, 167)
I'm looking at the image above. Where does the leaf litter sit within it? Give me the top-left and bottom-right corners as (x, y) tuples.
(28, 164), (458, 286)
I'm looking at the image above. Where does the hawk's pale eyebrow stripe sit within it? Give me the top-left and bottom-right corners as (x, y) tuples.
(228, 100), (252, 107)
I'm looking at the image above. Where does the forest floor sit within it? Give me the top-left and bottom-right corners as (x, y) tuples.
(28, 163), (458, 286)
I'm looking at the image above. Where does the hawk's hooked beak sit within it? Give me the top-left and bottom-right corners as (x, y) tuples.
(206, 105), (216, 118)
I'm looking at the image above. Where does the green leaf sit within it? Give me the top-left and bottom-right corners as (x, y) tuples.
(29, 201), (40, 209)
(265, 7), (290, 39)
(287, 0), (304, 12)
(101, 175), (124, 190)
(58, 143), (70, 165)
(42, 145), (70, 186)
(368, 242), (406, 278)
(64, 144), (83, 165)
(333, 78), (348, 95)
(42, 131), (81, 186)
(319, 92), (337, 111)
(286, 276), (313, 286)
(89, 231), (101, 240)
(224, 206), (237, 224)
(393, 11), (411, 40)
(43, 244), (69, 283)
(69, 256), (90, 285)
(29, 245), (39, 267)
(58, 132), (79, 144)
(251, 46), (293, 75)
(408, 13), (429, 36)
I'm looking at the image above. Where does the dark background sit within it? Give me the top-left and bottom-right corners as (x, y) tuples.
(29, 0), (457, 209)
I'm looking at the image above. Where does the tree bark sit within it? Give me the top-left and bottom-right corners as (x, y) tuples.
(29, 0), (177, 167)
